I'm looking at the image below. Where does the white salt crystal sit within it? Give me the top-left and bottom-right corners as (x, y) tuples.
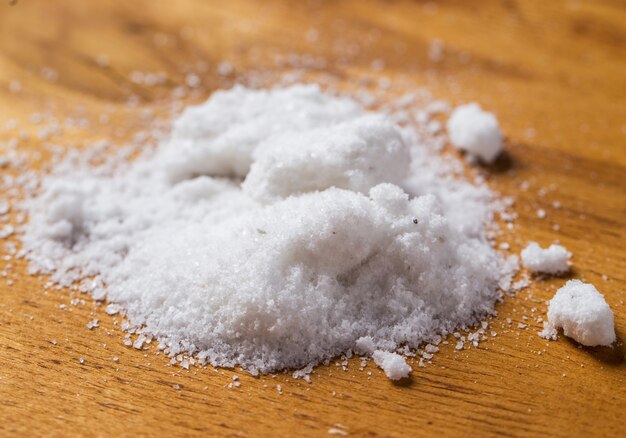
(372, 350), (411, 380)
(543, 280), (615, 346)
(105, 304), (120, 315)
(447, 103), (503, 163)
(133, 335), (146, 349)
(521, 242), (571, 274)
(424, 344), (439, 354)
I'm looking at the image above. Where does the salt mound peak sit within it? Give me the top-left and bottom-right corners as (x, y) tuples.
(243, 114), (410, 203)
(160, 84), (363, 181)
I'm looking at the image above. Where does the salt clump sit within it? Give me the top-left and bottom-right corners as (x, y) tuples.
(521, 242), (571, 274)
(447, 103), (502, 163)
(373, 350), (412, 380)
(20, 84), (512, 377)
(541, 280), (615, 346)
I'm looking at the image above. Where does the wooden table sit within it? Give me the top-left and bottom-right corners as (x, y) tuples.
(1, 1), (624, 436)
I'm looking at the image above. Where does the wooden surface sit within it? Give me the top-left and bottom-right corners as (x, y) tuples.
(1, 1), (625, 436)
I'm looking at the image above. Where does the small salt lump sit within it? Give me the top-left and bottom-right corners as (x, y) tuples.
(542, 280), (615, 346)
(446, 103), (502, 163)
(372, 350), (412, 380)
(521, 242), (571, 274)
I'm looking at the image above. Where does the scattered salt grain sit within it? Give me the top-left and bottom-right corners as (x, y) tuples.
(521, 242), (571, 274)
(105, 304), (120, 315)
(133, 335), (147, 350)
(372, 350), (411, 380)
(446, 103), (503, 163)
(328, 426), (349, 436)
(542, 280), (615, 346)
(424, 344), (439, 354)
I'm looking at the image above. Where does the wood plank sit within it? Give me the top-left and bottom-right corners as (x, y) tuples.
(0, 1), (624, 436)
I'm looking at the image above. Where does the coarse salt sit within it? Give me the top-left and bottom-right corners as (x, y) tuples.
(521, 242), (571, 274)
(20, 84), (513, 378)
(541, 280), (615, 346)
(446, 103), (503, 163)
(372, 350), (412, 380)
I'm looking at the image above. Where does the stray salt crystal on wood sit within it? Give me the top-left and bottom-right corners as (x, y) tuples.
(541, 280), (615, 346)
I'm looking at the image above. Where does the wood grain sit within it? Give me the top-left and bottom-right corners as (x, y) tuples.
(1, 1), (625, 436)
